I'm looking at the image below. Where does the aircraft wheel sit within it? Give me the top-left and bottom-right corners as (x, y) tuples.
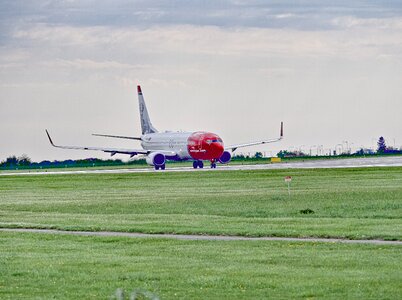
(155, 166), (160, 170)
(161, 164), (166, 170)
(193, 161), (198, 169)
(211, 163), (217, 168)
(198, 161), (204, 169)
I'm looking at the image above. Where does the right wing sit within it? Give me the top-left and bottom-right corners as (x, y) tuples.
(46, 130), (148, 157)
(225, 122), (283, 152)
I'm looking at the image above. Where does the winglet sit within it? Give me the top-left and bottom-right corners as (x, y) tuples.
(45, 129), (55, 146)
(280, 122), (284, 138)
(137, 85), (142, 94)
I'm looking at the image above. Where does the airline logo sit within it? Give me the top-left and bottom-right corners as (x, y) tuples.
(187, 132), (224, 160)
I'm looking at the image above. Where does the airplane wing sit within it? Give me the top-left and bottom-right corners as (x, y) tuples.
(92, 133), (142, 141)
(45, 130), (148, 157)
(225, 122), (283, 152)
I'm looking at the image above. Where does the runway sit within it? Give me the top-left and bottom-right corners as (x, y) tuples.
(1, 156), (401, 176)
(1, 228), (400, 245)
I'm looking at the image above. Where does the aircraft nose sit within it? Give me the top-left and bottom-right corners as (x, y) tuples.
(210, 141), (224, 158)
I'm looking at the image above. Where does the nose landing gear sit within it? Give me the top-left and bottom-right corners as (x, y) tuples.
(210, 159), (217, 169)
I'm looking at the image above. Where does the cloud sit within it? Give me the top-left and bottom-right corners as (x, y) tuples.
(1, 1), (402, 161)
(331, 16), (402, 29)
(40, 59), (146, 70)
(274, 13), (296, 19)
(10, 21), (402, 61)
(2, 0), (402, 31)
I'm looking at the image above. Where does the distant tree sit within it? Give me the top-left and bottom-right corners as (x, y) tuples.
(232, 154), (245, 160)
(18, 154), (31, 166)
(377, 136), (387, 153)
(39, 160), (51, 167)
(254, 152), (263, 159)
(355, 148), (365, 156)
(4, 156), (18, 166)
(277, 150), (285, 158)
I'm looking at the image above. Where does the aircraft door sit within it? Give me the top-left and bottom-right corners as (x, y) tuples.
(198, 137), (203, 152)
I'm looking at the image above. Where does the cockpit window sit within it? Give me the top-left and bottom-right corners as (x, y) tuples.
(206, 138), (223, 144)
(211, 139), (222, 143)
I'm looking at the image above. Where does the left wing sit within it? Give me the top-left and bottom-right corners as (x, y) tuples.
(226, 122), (283, 152)
(45, 130), (148, 157)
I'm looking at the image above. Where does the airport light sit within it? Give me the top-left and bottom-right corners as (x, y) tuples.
(371, 138), (377, 149)
(349, 143), (354, 154)
(335, 144), (343, 155)
(309, 145), (318, 156)
(343, 141), (349, 154)
(318, 145), (324, 156)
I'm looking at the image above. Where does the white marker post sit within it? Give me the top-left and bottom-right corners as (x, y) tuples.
(284, 176), (292, 196)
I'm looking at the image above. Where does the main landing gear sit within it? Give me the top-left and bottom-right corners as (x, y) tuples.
(154, 164), (166, 170)
(192, 160), (217, 169)
(193, 160), (204, 169)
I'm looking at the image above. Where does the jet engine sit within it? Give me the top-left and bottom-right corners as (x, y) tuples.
(146, 152), (166, 167)
(218, 151), (232, 164)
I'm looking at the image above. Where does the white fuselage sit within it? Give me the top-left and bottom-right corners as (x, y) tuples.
(141, 131), (193, 159)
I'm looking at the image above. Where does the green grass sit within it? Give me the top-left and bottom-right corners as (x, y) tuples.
(1, 167), (401, 240)
(0, 232), (401, 299)
(1, 167), (401, 299)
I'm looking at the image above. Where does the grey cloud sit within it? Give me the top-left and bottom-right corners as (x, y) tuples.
(1, 1), (402, 161)
(1, 0), (402, 32)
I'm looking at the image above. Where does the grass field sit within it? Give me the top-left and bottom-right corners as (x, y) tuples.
(1, 167), (401, 298)
(1, 232), (401, 299)
(0, 167), (401, 240)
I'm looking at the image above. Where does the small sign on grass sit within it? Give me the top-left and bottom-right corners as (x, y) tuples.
(284, 176), (292, 196)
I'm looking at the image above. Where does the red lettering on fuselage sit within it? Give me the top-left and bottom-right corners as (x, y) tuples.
(187, 132), (224, 161)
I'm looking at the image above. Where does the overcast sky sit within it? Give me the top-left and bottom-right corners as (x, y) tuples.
(1, 0), (401, 161)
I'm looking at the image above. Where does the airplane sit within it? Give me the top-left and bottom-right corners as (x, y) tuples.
(46, 85), (283, 170)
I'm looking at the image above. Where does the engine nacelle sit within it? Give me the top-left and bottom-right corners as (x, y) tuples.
(146, 152), (166, 166)
(218, 151), (232, 164)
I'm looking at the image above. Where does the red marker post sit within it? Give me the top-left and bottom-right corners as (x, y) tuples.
(284, 176), (292, 196)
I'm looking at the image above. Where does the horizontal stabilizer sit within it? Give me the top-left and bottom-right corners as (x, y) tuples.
(92, 133), (142, 141)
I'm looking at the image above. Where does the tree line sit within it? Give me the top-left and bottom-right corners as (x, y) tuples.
(0, 155), (147, 170)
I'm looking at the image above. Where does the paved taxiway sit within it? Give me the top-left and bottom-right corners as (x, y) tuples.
(1, 228), (400, 245)
(1, 156), (401, 176)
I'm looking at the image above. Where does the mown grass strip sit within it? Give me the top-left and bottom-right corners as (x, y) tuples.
(0, 167), (401, 240)
(0, 232), (401, 299)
